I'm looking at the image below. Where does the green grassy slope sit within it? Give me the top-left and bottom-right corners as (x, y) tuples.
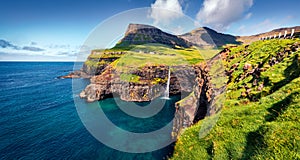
(85, 44), (219, 70)
(172, 39), (300, 160)
(83, 44), (220, 83)
(83, 44), (201, 84)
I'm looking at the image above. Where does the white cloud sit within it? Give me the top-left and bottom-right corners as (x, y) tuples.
(171, 25), (184, 35)
(196, 0), (253, 31)
(236, 19), (281, 36)
(0, 42), (85, 61)
(237, 25), (246, 33)
(235, 15), (297, 36)
(245, 13), (252, 19)
(149, 0), (184, 25)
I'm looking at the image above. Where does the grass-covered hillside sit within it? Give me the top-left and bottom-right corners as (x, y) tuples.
(83, 43), (219, 83)
(172, 39), (300, 159)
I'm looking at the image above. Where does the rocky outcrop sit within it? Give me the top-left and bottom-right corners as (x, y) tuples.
(58, 70), (91, 79)
(79, 65), (202, 102)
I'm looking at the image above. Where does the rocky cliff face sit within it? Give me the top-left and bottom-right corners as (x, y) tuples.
(171, 64), (213, 139)
(116, 24), (191, 48)
(79, 64), (201, 102)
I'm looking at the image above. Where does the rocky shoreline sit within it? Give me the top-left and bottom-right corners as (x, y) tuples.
(73, 61), (214, 139)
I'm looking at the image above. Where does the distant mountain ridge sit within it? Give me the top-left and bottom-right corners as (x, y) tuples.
(179, 27), (240, 48)
(116, 24), (300, 49)
(117, 24), (241, 48)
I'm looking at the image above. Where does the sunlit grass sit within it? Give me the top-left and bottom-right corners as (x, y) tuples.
(172, 39), (300, 160)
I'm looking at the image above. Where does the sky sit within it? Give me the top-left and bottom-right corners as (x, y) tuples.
(0, 0), (299, 61)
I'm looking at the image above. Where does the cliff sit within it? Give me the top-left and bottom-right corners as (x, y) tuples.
(171, 64), (213, 139)
(79, 64), (203, 102)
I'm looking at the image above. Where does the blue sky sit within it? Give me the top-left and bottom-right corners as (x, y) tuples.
(0, 0), (299, 61)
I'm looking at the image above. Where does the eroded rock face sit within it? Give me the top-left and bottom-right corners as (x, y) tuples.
(171, 64), (213, 139)
(79, 65), (201, 102)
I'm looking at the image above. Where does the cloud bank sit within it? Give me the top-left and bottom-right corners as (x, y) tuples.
(0, 39), (89, 61)
(149, 0), (184, 25)
(196, 0), (253, 31)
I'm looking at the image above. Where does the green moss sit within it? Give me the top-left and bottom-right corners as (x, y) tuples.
(120, 73), (140, 83)
(176, 91), (195, 106)
(152, 77), (167, 85)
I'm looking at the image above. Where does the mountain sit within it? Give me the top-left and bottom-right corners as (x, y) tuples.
(116, 24), (191, 48)
(116, 24), (241, 49)
(179, 27), (240, 48)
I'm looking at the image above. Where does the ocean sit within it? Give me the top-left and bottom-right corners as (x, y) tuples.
(0, 62), (179, 159)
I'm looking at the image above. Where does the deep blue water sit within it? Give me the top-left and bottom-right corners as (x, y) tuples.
(0, 62), (179, 159)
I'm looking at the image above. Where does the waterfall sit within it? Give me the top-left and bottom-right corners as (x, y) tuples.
(162, 68), (171, 99)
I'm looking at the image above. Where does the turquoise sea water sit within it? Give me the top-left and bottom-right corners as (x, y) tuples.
(0, 62), (180, 159)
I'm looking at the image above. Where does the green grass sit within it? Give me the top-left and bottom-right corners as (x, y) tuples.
(84, 43), (212, 83)
(110, 44), (206, 72)
(171, 39), (300, 160)
(85, 44), (219, 71)
(197, 48), (221, 60)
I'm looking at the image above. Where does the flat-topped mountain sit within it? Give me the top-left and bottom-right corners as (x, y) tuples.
(116, 24), (191, 48)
